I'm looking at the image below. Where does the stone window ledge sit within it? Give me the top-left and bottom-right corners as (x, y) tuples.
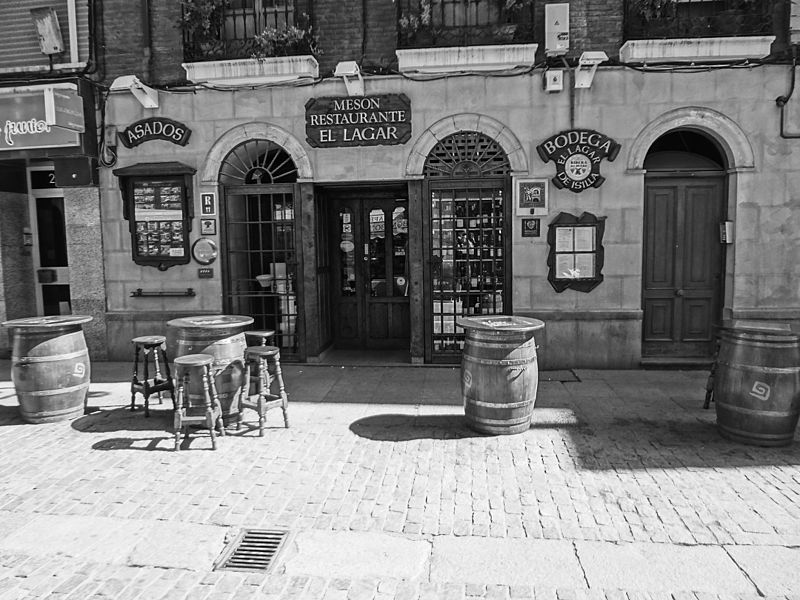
(397, 44), (538, 74)
(182, 56), (319, 86)
(619, 36), (775, 64)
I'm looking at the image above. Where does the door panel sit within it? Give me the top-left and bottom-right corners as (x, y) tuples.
(28, 166), (71, 315)
(642, 176), (723, 358)
(331, 195), (409, 348)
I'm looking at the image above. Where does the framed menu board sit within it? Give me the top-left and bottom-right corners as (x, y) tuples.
(547, 211), (605, 293)
(114, 162), (195, 271)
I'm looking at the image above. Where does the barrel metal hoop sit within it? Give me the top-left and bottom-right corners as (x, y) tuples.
(463, 355), (535, 367)
(717, 361), (800, 375)
(466, 399), (532, 409)
(14, 349), (88, 363)
(23, 382), (90, 397)
(467, 415), (531, 426)
(718, 403), (797, 418)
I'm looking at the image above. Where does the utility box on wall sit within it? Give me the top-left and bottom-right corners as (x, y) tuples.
(545, 3), (570, 57)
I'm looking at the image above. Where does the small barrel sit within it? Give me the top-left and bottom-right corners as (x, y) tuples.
(2, 316), (93, 424)
(714, 323), (800, 446)
(458, 316), (545, 435)
(167, 315), (254, 425)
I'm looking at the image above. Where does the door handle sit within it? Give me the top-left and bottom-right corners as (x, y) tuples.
(675, 289), (684, 297)
(363, 243), (369, 261)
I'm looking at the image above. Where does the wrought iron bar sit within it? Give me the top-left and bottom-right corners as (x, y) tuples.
(624, 0), (774, 41)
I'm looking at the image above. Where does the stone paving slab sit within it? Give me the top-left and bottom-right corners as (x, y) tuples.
(725, 545), (800, 596)
(575, 540), (756, 594)
(280, 530), (430, 580)
(430, 537), (585, 588)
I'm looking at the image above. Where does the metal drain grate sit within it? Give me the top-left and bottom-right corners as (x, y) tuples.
(214, 529), (289, 573)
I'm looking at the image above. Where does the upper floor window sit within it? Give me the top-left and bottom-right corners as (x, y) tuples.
(183, 0), (304, 61)
(397, 0), (534, 48)
(0, 0), (91, 74)
(624, 0), (775, 40)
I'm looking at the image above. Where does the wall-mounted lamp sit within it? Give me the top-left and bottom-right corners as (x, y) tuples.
(30, 7), (64, 55)
(109, 75), (159, 109)
(334, 61), (364, 97)
(574, 51), (608, 89)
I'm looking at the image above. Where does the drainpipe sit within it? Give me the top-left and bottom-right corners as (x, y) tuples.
(141, 0), (152, 82)
(776, 45), (799, 139)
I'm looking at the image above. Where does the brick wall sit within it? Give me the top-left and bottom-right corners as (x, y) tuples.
(100, 0), (184, 86)
(534, 0), (624, 60)
(314, 0), (365, 76)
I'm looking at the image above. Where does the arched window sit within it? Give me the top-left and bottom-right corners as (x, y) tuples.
(219, 139), (298, 185)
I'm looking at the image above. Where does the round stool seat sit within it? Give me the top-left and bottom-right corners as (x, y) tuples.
(245, 345), (280, 359)
(175, 353), (215, 368)
(246, 330), (276, 345)
(132, 335), (166, 347)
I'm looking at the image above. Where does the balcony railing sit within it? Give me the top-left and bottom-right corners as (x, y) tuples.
(624, 0), (774, 40)
(397, 0), (535, 48)
(183, 0), (298, 62)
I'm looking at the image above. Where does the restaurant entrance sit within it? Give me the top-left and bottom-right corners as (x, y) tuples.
(327, 188), (410, 349)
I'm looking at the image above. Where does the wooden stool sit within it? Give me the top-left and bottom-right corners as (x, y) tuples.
(237, 345), (289, 436)
(245, 329), (276, 346)
(173, 354), (225, 450)
(130, 335), (174, 417)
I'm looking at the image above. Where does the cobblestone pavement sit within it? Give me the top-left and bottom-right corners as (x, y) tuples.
(0, 363), (798, 599)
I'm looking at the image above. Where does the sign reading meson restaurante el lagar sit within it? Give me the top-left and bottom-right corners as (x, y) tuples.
(536, 129), (620, 193)
(305, 94), (411, 148)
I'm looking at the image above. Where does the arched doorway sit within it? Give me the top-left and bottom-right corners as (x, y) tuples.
(423, 130), (511, 362)
(642, 130), (726, 363)
(219, 139), (301, 358)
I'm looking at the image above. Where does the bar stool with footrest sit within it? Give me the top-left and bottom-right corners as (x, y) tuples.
(172, 353), (226, 450)
(245, 329), (276, 347)
(237, 345), (289, 436)
(130, 335), (174, 417)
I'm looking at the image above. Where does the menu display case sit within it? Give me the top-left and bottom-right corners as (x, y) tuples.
(547, 211), (605, 293)
(114, 162), (196, 271)
(429, 184), (508, 358)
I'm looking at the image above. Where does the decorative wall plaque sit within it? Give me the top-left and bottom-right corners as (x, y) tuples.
(118, 117), (192, 149)
(305, 94), (412, 148)
(536, 129), (620, 193)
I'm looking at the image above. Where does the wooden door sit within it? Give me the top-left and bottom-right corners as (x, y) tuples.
(642, 176), (724, 359)
(330, 195), (410, 348)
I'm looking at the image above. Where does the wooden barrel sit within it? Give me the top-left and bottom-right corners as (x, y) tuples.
(458, 316), (545, 435)
(714, 323), (800, 446)
(2, 315), (93, 424)
(167, 315), (254, 425)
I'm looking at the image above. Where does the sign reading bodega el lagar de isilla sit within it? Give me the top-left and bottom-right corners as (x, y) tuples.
(118, 117), (192, 149)
(537, 129), (620, 193)
(305, 94), (412, 148)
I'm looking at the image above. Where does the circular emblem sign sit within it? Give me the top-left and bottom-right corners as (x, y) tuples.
(536, 129), (620, 193)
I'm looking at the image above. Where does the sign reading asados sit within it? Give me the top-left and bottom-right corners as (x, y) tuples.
(305, 94), (411, 148)
(119, 117), (192, 149)
(537, 129), (620, 193)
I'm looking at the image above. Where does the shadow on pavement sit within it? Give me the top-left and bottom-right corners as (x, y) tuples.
(72, 406), (173, 433)
(567, 413), (800, 470)
(92, 436), (176, 451)
(349, 413), (488, 441)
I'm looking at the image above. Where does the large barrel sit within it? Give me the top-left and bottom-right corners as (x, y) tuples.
(458, 316), (545, 435)
(714, 322), (800, 446)
(2, 315), (93, 424)
(167, 315), (254, 425)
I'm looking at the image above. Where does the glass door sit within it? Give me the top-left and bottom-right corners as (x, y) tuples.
(427, 181), (509, 361)
(331, 195), (410, 348)
(27, 165), (71, 315)
(223, 184), (298, 355)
